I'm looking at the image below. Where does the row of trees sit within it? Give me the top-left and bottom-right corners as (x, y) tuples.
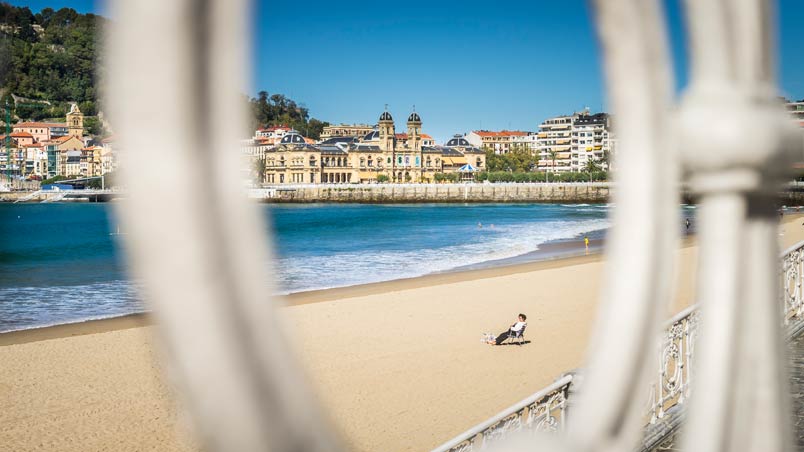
(249, 91), (330, 139)
(476, 170), (608, 183)
(484, 148), (608, 179)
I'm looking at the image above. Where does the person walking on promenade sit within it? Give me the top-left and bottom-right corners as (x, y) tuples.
(685, 218), (691, 231)
(489, 314), (527, 345)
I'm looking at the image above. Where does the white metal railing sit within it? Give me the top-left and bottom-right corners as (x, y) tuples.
(431, 375), (573, 452)
(433, 239), (804, 451)
(645, 306), (698, 424)
(782, 241), (804, 326)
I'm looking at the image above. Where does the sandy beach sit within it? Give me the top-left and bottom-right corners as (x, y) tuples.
(3, 214), (804, 452)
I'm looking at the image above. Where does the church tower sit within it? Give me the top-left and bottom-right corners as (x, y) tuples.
(66, 103), (84, 139)
(378, 107), (395, 153)
(407, 108), (422, 152)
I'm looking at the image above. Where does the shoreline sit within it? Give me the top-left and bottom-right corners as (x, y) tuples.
(0, 226), (611, 337)
(0, 229), (701, 345)
(0, 245), (605, 345)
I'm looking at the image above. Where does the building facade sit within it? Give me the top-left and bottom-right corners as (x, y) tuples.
(536, 111), (613, 173)
(12, 122), (69, 142)
(466, 130), (530, 154)
(320, 124), (375, 140)
(254, 109), (486, 184)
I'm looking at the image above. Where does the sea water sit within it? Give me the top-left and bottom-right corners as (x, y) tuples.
(0, 202), (621, 332)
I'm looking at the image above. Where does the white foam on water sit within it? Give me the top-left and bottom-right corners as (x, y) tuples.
(0, 280), (142, 333)
(274, 217), (611, 294)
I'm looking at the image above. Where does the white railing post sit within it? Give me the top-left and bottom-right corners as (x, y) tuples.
(106, 1), (343, 451)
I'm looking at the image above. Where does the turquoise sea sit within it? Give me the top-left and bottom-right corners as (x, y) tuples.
(0, 203), (622, 332)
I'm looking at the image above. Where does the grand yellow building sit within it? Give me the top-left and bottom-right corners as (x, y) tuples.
(261, 109), (485, 184)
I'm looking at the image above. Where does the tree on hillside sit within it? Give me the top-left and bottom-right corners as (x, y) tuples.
(249, 91), (329, 139)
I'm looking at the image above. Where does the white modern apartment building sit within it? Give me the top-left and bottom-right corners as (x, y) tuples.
(537, 111), (613, 173)
(536, 115), (573, 172)
(571, 112), (610, 172)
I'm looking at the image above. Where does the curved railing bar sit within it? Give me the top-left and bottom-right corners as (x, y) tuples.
(562, 0), (679, 450)
(107, 1), (342, 451)
(678, 0), (800, 451)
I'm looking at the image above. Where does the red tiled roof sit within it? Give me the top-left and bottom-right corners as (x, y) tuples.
(421, 134), (433, 140)
(472, 130), (529, 137)
(10, 131), (33, 138)
(258, 125), (292, 132)
(14, 122), (67, 129)
(24, 143), (43, 148)
(53, 135), (77, 143)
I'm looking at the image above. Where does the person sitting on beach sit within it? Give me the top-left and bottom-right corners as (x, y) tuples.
(488, 314), (527, 345)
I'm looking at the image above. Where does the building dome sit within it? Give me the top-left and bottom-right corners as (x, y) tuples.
(408, 112), (421, 123)
(446, 135), (471, 147)
(280, 132), (306, 144)
(379, 111), (393, 122)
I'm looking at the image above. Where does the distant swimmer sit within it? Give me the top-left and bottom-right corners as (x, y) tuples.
(478, 222), (482, 229)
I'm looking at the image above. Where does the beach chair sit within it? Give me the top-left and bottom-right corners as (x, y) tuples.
(508, 324), (527, 345)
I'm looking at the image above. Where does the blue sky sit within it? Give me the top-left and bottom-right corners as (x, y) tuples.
(9, 0), (804, 142)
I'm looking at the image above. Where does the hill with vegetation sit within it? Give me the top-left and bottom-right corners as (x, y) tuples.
(249, 91), (330, 139)
(0, 4), (103, 131)
(0, 3), (329, 139)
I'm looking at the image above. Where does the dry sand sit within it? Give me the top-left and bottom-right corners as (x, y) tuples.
(2, 213), (804, 452)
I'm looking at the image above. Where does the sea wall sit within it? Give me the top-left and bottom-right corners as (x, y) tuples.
(252, 183), (612, 203)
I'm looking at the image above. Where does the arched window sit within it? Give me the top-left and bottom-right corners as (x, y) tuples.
(360, 158), (365, 167)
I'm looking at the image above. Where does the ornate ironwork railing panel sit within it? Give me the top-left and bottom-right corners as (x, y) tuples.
(782, 241), (804, 328)
(646, 306), (698, 424)
(431, 375), (572, 452)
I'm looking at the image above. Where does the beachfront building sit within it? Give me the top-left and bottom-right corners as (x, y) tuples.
(536, 115), (573, 172)
(8, 104), (104, 179)
(12, 121), (69, 142)
(320, 124), (375, 140)
(511, 132), (539, 152)
(466, 130), (529, 154)
(536, 111), (613, 173)
(22, 143), (47, 178)
(255, 109), (486, 184)
(571, 112), (610, 172)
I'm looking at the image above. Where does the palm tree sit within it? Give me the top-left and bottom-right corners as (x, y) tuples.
(583, 158), (602, 182)
(546, 150), (558, 183)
